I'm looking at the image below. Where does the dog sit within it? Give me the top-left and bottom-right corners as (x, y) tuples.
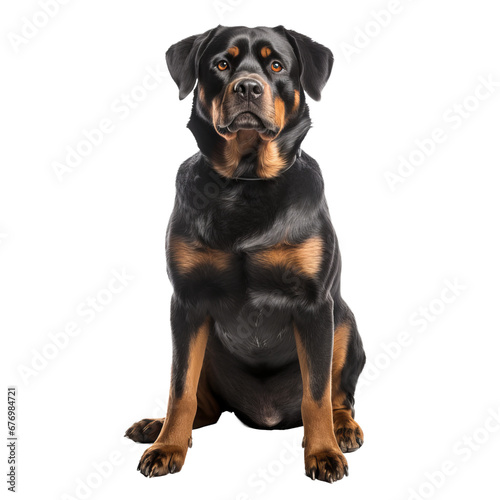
(125, 25), (366, 484)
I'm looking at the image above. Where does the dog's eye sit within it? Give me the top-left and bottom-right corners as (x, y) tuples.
(271, 61), (283, 72)
(217, 60), (229, 71)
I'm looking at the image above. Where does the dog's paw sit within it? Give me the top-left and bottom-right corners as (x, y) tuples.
(334, 413), (364, 453)
(137, 443), (186, 477)
(305, 449), (348, 483)
(125, 418), (164, 443)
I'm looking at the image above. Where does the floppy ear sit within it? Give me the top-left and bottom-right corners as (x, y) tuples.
(282, 28), (334, 101)
(166, 27), (218, 100)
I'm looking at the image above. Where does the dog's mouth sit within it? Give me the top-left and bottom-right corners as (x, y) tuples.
(227, 111), (268, 133)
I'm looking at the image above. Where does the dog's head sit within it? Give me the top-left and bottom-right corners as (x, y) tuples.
(166, 26), (333, 179)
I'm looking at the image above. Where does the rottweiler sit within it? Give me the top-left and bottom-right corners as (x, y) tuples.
(125, 25), (366, 484)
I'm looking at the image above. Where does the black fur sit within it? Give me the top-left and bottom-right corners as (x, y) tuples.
(164, 26), (365, 430)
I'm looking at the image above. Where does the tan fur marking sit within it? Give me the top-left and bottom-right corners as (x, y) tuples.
(197, 85), (208, 111)
(329, 321), (365, 453)
(252, 236), (323, 277)
(170, 236), (231, 274)
(256, 141), (286, 178)
(292, 89), (300, 113)
(212, 129), (261, 178)
(261, 46), (271, 58)
(274, 97), (286, 132)
(255, 97), (286, 178)
(211, 96), (236, 142)
(331, 323), (351, 408)
(218, 136), (241, 177)
(227, 46), (239, 57)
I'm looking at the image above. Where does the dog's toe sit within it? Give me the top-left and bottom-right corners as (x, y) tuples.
(125, 418), (164, 443)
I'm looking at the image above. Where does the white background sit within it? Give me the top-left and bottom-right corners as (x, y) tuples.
(2, 0), (500, 499)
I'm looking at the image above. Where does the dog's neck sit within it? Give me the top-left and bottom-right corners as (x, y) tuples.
(212, 129), (290, 180)
(187, 101), (311, 180)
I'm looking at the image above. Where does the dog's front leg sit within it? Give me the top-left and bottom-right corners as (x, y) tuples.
(138, 299), (210, 477)
(294, 298), (348, 483)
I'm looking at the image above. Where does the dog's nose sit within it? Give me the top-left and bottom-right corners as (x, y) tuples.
(233, 79), (263, 100)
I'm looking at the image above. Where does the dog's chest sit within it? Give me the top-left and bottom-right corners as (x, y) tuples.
(213, 303), (296, 365)
(168, 237), (325, 366)
(168, 233), (323, 299)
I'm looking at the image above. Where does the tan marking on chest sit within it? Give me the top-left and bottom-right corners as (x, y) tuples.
(169, 236), (232, 274)
(212, 129), (261, 178)
(252, 236), (324, 277)
(256, 140), (286, 178)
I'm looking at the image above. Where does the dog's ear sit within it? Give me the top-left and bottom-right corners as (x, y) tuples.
(279, 27), (334, 101)
(166, 27), (218, 100)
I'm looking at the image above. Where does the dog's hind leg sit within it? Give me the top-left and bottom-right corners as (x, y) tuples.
(331, 313), (366, 453)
